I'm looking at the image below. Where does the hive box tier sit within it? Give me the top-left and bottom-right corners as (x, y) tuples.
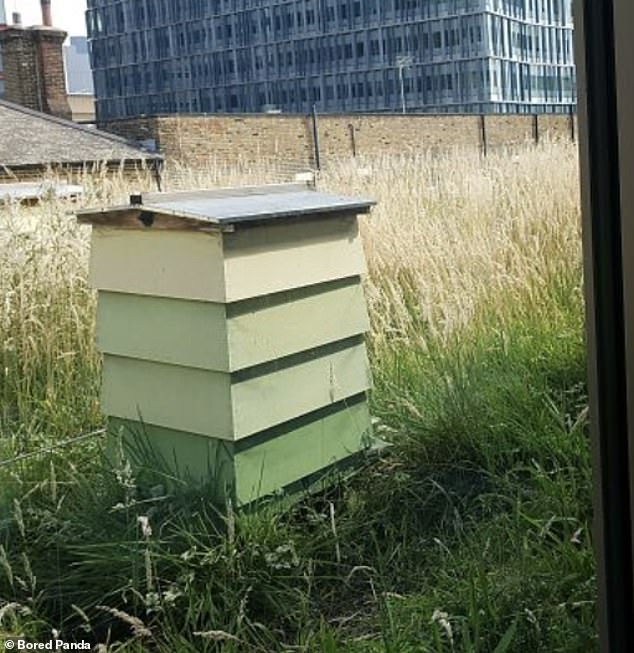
(107, 395), (373, 506)
(96, 276), (370, 372)
(86, 196), (367, 304)
(102, 336), (371, 441)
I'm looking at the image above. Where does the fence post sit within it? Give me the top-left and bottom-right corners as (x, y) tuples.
(311, 105), (321, 170)
(480, 114), (487, 157)
(533, 114), (540, 144)
(152, 158), (164, 192)
(348, 123), (357, 157)
(569, 105), (576, 142)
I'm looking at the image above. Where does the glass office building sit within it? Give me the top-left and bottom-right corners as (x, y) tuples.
(64, 36), (96, 94)
(86, 0), (576, 121)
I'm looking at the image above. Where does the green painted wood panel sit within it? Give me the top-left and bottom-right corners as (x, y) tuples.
(231, 340), (371, 438)
(107, 397), (372, 505)
(227, 278), (370, 370)
(101, 339), (371, 441)
(96, 278), (369, 372)
(97, 292), (230, 371)
(89, 228), (227, 301)
(223, 216), (366, 301)
(233, 399), (371, 504)
(107, 417), (236, 496)
(101, 355), (234, 439)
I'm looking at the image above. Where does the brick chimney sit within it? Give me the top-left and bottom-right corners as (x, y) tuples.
(41, 0), (53, 27)
(0, 1), (72, 120)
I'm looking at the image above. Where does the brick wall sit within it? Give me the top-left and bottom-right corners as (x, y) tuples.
(101, 113), (577, 169)
(34, 28), (73, 120)
(157, 114), (314, 166)
(0, 26), (72, 120)
(0, 28), (40, 111)
(318, 114), (483, 160)
(539, 113), (577, 141)
(485, 115), (535, 147)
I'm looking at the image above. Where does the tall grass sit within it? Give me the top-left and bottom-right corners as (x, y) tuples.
(0, 143), (594, 651)
(0, 199), (98, 440)
(324, 146), (582, 343)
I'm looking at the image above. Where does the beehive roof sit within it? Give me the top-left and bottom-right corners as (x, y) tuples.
(78, 183), (375, 229)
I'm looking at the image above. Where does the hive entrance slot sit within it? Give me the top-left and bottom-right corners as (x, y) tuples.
(138, 212), (155, 227)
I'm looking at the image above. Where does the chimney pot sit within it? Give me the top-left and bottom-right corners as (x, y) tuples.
(40, 0), (53, 27)
(12, 12), (22, 26)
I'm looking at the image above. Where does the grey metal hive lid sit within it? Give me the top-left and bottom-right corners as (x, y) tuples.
(77, 182), (375, 228)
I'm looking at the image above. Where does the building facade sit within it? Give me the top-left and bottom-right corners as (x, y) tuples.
(64, 36), (95, 94)
(86, 0), (576, 121)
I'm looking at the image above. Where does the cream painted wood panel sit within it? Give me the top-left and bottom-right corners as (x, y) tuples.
(90, 217), (365, 304)
(89, 228), (226, 301)
(223, 216), (366, 301)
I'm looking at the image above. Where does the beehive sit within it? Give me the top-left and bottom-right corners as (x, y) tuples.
(78, 182), (376, 505)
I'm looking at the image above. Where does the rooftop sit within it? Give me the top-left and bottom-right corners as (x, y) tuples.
(0, 99), (161, 168)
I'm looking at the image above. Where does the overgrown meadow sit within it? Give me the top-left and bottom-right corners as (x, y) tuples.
(0, 143), (595, 652)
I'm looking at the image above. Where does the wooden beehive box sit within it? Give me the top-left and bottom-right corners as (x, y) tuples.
(78, 182), (376, 505)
